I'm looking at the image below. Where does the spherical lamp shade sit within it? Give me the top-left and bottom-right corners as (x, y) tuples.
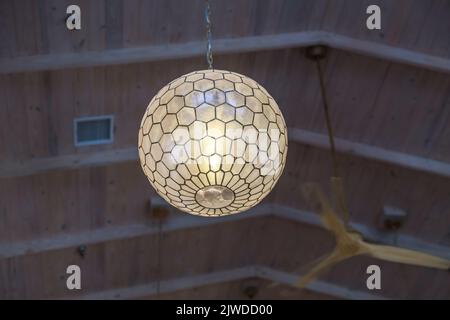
(138, 69), (288, 217)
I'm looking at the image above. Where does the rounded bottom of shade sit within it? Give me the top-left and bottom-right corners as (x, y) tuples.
(195, 185), (235, 209)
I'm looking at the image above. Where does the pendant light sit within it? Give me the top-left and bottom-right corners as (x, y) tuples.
(138, 0), (288, 217)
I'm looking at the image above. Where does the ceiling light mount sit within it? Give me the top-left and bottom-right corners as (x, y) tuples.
(243, 285), (259, 299)
(305, 45), (328, 61)
(150, 197), (171, 220)
(381, 205), (407, 231)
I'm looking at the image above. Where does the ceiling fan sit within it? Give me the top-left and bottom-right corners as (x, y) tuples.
(296, 46), (450, 289)
(297, 177), (450, 288)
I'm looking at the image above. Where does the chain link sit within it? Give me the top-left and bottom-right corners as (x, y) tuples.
(205, 0), (213, 69)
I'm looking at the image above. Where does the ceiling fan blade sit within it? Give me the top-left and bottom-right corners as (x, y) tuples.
(363, 242), (450, 270)
(268, 251), (334, 289)
(301, 183), (348, 239)
(297, 248), (350, 288)
(331, 176), (351, 225)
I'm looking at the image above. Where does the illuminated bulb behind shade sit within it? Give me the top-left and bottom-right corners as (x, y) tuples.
(138, 69), (288, 217)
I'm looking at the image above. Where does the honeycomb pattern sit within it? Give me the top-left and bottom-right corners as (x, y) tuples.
(138, 69), (288, 217)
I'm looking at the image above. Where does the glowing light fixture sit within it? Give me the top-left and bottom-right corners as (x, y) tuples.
(137, 2), (287, 217)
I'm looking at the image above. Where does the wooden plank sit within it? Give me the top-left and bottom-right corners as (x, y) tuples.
(0, 31), (321, 74)
(0, 204), (271, 258)
(322, 32), (450, 75)
(0, 148), (137, 178)
(290, 128), (450, 179)
(80, 266), (255, 300)
(255, 267), (383, 300)
(1, 202), (449, 261)
(1, 31), (449, 74)
(143, 278), (340, 300)
(80, 265), (382, 300)
(2, 127), (450, 179)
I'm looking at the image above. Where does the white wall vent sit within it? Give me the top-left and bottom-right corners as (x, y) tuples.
(74, 115), (114, 147)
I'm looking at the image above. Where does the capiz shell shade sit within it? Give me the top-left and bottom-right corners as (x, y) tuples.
(138, 69), (288, 217)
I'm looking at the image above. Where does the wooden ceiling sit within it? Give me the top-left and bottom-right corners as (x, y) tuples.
(2, 0), (449, 59)
(0, 0), (449, 299)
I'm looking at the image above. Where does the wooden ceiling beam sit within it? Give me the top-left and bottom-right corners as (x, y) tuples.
(1, 31), (449, 74)
(290, 129), (450, 179)
(80, 266), (256, 300)
(2, 203), (449, 261)
(320, 32), (450, 74)
(0, 148), (138, 178)
(79, 265), (382, 300)
(2, 128), (450, 179)
(255, 266), (383, 300)
(0, 31), (320, 74)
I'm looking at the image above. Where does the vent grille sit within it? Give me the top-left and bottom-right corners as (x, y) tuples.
(74, 115), (114, 146)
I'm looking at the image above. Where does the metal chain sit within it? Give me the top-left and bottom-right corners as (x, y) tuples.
(205, 0), (213, 69)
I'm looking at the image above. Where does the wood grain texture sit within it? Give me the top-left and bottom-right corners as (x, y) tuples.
(1, 48), (449, 163)
(1, 31), (449, 74)
(2, 200), (448, 261)
(82, 266), (374, 300)
(3, 127), (450, 180)
(141, 278), (340, 300)
(1, 0), (450, 300)
(1, 0), (449, 59)
(0, 216), (448, 299)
